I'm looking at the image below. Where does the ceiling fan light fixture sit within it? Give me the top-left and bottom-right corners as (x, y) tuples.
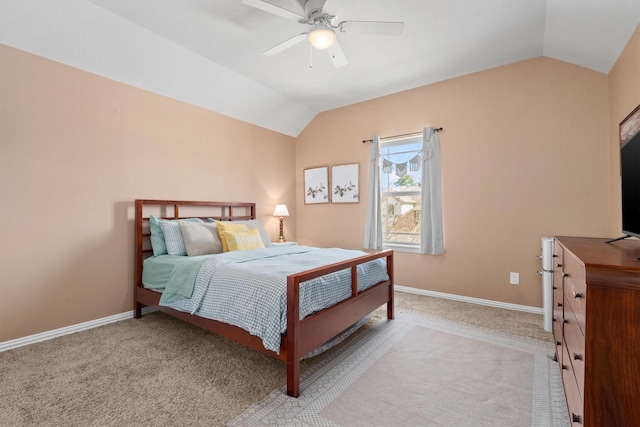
(307, 24), (335, 50)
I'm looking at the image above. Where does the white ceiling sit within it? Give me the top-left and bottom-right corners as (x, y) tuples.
(1, 0), (639, 136)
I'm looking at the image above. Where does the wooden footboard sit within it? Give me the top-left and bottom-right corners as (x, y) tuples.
(134, 199), (394, 398)
(285, 250), (393, 397)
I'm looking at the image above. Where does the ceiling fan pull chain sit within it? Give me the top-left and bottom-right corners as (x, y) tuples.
(309, 43), (313, 68)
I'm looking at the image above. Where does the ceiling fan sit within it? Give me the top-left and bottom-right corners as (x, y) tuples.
(242, 0), (405, 68)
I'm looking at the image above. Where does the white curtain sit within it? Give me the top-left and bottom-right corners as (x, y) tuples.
(363, 135), (383, 249)
(421, 127), (444, 254)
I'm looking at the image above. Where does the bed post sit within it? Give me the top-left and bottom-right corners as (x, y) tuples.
(134, 200), (144, 319)
(286, 275), (300, 397)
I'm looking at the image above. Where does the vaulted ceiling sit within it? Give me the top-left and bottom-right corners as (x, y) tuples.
(1, 0), (638, 136)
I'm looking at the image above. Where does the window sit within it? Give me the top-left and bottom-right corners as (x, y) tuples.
(380, 135), (423, 250)
(363, 128), (443, 255)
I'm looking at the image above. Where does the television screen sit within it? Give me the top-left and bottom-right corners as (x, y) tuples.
(621, 131), (640, 238)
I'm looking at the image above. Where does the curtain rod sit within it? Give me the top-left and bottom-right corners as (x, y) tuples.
(362, 128), (443, 143)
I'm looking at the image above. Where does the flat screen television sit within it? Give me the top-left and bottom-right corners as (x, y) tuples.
(611, 105), (640, 243)
(621, 131), (640, 238)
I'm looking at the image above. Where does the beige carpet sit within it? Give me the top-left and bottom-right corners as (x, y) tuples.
(0, 292), (562, 426)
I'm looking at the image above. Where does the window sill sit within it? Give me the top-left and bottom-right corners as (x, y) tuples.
(383, 243), (421, 254)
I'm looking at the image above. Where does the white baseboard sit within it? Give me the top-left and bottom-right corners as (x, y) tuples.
(395, 285), (543, 315)
(1, 288), (540, 353)
(0, 307), (156, 353)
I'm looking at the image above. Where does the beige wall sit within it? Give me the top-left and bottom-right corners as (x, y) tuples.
(608, 25), (640, 236)
(2, 25), (638, 343)
(296, 57), (610, 308)
(0, 44), (296, 342)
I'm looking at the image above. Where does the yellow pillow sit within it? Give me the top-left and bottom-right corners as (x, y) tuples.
(216, 221), (249, 252)
(222, 228), (266, 252)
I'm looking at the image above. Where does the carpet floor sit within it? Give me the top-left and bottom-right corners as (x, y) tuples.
(0, 292), (565, 426)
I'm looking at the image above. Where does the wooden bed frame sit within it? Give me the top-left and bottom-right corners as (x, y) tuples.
(134, 199), (394, 397)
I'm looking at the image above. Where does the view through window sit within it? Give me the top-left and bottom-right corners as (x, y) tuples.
(380, 136), (422, 247)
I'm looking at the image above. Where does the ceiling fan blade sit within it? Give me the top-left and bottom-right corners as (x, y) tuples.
(326, 39), (347, 68)
(340, 21), (405, 36)
(242, 0), (306, 23)
(263, 33), (308, 56)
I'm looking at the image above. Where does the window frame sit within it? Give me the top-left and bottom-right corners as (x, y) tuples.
(379, 135), (423, 253)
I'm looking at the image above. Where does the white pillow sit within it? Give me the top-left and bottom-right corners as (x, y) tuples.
(179, 221), (223, 256)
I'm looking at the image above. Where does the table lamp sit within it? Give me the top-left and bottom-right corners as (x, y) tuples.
(273, 204), (289, 243)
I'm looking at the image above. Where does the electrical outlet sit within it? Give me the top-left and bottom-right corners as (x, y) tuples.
(510, 272), (520, 285)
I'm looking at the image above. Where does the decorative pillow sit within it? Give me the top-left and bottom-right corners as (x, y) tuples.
(159, 219), (207, 256)
(222, 228), (266, 252)
(208, 219), (272, 247)
(244, 219), (272, 248)
(149, 215), (203, 256)
(216, 221), (249, 252)
(179, 221), (223, 256)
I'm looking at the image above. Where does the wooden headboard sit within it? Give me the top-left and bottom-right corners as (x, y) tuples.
(134, 199), (256, 289)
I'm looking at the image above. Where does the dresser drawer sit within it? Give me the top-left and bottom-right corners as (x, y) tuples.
(562, 342), (584, 425)
(564, 252), (585, 288)
(552, 283), (564, 348)
(563, 255), (586, 334)
(563, 307), (585, 399)
(563, 251), (584, 287)
(552, 315), (563, 351)
(564, 286), (586, 335)
(553, 244), (565, 293)
(552, 302), (563, 355)
(554, 239), (564, 267)
(552, 240), (565, 352)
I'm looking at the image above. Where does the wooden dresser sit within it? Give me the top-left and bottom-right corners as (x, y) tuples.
(552, 236), (640, 426)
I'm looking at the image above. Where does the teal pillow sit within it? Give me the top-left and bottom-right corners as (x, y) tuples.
(149, 215), (203, 256)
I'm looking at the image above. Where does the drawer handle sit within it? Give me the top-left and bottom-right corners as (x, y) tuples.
(573, 291), (583, 299)
(571, 412), (582, 424)
(556, 340), (561, 346)
(563, 273), (569, 278)
(561, 363), (568, 370)
(557, 263), (562, 268)
(563, 319), (569, 324)
(556, 302), (562, 307)
(573, 352), (583, 361)
(553, 286), (557, 290)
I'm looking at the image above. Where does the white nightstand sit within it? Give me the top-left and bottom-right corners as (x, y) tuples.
(272, 241), (297, 246)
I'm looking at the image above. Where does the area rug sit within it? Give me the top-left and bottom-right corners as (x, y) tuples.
(229, 312), (569, 427)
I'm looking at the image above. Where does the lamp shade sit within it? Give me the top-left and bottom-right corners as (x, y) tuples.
(273, 204), (289, 217)
(307, 24), (335, 50)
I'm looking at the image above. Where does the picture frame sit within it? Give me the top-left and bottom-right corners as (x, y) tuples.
(331, 163), (359, 203)
(620, 104), (640, 147)
(304, 166), (329, 204)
